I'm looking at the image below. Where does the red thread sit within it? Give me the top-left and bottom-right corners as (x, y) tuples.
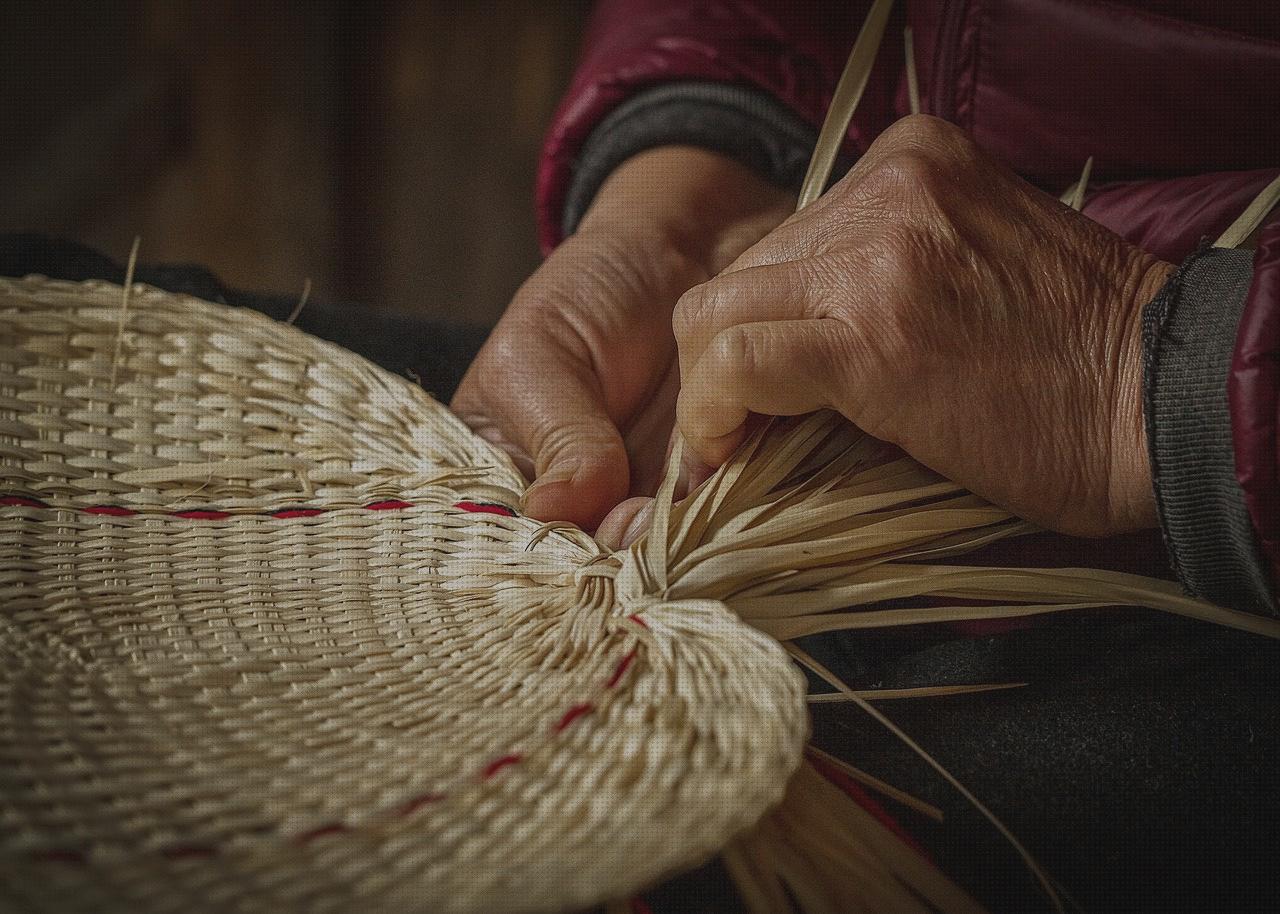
(295, 823), (347, 844)
(554, 703), (595, 732)
(160, 845), (216, 860)
(454, 500), (518, 517)
(607, 650), (637, 689)
(29, 849), (85, 864)
(15, 481), (647, 865)
(3, 494), (530, 522)
(397, 792), (444, 816)
(0, 495), (47, 508)
(482, 754), (523, 779)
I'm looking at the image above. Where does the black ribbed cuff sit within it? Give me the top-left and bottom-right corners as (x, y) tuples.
(562, 81), (841, 238)
(1142, 246), (1276, 614)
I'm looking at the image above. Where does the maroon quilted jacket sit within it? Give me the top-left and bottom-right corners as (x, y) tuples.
(536, 0), (1280, 614)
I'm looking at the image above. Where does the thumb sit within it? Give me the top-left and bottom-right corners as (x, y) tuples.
(518, 384), (630, 531)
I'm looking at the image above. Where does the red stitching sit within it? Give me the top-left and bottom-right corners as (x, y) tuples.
(160, 845), (217, 860)
(0, 495), (47, 508)
(554, 703), (595, 732)
(29, 849), (86, 864)
(396, 792), (444, 816)
(481, 754), (524, 780)
(295, 823), (348, 845)
(1, 496), (520, 521)
(18, 492), (644, 864)
(453, 500), (518, 517)
(606, 650), (638, 689)
(83, 505), (135, 516)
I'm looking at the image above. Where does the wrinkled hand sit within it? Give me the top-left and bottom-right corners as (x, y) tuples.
(673, 116), (1171, 537)
(451, 147), (792, 533)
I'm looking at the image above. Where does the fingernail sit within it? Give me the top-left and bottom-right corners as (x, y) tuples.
(620, 502), (654, 547)
(536, 460), (581, 488)
(520, 460), (581, 510)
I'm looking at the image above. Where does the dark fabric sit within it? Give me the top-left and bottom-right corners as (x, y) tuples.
(1143, 247), (1276, 614)
(1230, 221), (1280, 589)
(914, 0), (1280, 187)
(538, 0), (1280, 251)
(0, 234), (489, 403)
(535, 0), (886, 252)
(561, 82), (822, 239)
(648, 607), (1280, 914)
(1082, 168), (1280, 265)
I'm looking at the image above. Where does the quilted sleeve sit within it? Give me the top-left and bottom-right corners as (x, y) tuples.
(536, 0), (902, 252)
(1078, 171), (1278, 613)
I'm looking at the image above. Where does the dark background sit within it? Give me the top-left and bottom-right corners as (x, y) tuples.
(0, 0), (590, 326)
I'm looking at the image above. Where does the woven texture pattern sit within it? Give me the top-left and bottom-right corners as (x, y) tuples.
(0, 277), (808, 913)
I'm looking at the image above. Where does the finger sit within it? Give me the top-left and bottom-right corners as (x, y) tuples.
(674, 259), (834, 384)
(596, 496), (653, 551)
(452, 343), (629, 530)
(677, 319), (849, 466)
(621, 360), (679, 497)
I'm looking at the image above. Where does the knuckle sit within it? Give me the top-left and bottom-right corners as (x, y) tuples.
(709, 324), (757, 378)
(865, 116), (980, 201)
(869, 223), (928, 280)
(882, 113), (952, 149)
(672, 281), (718, 344)
(866, 149), (941, 202)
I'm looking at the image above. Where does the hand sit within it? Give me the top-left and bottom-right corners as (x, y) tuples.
(451, 146), (792, 532)
(673, 115), (1172, 538)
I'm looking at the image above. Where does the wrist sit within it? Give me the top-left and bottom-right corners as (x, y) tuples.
(578, 146), (794, 276)
(1109, 257), (1174, 532)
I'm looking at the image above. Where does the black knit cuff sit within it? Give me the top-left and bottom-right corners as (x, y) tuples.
(561, 81), (839, 238)
(1142, 247), (1276, 614)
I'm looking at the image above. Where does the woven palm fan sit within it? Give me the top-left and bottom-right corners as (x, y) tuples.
(4, 274), (1276, 914)
(6, 3), (1280, 912)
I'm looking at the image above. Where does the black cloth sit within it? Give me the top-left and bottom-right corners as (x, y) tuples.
(562, 82), (830, 237)
(1143, 247), (1276, 615)
(4, 236), (1280, 912)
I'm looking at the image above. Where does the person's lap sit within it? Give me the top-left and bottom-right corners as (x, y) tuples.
(5, 234), (1277, 912)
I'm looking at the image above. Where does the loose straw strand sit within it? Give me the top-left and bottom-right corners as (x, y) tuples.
(286, 277), (313, 325)
(1059, 156), (1093, 210)
(1215, 171), (1280, 249)
(109, 235), (141, 387)
(904, 26), (921, 116)
(804, 745), (944, 822)
(798, 0), (896, 209)
(787, 643), (1067, 914)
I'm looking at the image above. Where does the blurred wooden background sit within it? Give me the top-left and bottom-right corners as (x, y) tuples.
(0, 0), (590, 326)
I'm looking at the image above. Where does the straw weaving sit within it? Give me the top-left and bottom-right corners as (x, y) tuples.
(0, 275), (826, 912)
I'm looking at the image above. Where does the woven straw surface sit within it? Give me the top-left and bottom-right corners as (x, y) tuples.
(0, 276), (808, 913)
